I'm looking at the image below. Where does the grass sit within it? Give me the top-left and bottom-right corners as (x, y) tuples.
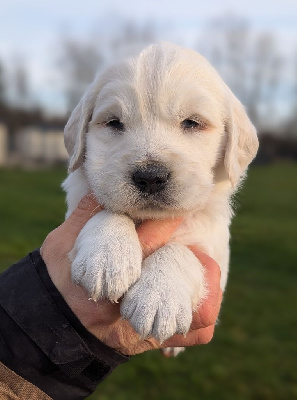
(0, 164), (296, 399)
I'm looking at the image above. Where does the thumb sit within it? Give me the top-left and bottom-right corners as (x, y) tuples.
(137, 217), (183, 258)
(58, 193), (103, 249)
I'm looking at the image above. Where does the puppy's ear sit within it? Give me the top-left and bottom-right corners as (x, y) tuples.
(224, 93), (259, 187)
(64, 87), (96, 172)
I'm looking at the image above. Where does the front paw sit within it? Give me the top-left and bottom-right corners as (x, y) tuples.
(70, 211), (142, 302)
(121, 243), (207, 343)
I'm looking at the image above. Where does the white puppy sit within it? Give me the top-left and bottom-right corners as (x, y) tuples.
(62, 43), (258, 344)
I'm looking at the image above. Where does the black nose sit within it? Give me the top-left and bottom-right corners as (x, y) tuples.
(132, 164), (170, 194)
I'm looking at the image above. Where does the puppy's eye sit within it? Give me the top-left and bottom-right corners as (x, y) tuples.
(181, 119), (207, 131)
(105, 118), (125, 132)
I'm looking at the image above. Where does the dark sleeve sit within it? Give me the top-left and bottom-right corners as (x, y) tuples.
(0, 250), (129, 400)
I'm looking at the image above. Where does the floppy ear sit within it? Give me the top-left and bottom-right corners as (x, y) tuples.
(64, 85), (97, 172)
(224, 93), (259, 187)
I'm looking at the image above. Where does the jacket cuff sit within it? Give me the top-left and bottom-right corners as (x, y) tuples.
(0, 250), (128, 382)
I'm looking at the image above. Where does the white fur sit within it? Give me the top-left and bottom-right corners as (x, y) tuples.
(62, 43), (258, 344)
(70, 211), (143, 302)
(121, 242), (207, 340)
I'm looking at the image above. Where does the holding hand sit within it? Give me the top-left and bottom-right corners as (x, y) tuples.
(41, 194), (222, 355)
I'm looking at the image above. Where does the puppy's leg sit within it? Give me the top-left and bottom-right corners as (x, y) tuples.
(162, 347), (185, 357)
(121, 242), (207, 343)
(70, 211), (142, 302)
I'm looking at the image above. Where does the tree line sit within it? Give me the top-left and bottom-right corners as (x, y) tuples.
(0, 14), (296, 161)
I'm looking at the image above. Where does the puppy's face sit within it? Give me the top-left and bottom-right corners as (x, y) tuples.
(65, 44), (258, 219)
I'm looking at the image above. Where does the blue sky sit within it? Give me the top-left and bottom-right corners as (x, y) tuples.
(0, 0), (296, 115)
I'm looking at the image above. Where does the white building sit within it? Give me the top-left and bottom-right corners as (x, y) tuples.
(0, 124), (69, 167)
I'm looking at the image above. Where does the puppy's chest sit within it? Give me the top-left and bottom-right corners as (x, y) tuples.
(170, 212), (230, 261)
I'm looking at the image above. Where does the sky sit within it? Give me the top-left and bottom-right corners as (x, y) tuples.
(0, 0), (296, 116)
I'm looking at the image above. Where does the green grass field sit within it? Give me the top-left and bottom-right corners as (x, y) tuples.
(0, 164), (296, 399)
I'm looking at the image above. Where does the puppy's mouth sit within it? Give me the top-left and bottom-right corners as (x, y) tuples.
(136, 195), (174, 211)
(123, 187), (183, 219)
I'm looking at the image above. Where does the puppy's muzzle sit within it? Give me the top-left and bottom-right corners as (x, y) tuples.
(132, 163), (170, 195)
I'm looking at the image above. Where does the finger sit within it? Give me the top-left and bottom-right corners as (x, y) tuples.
(137, 218), (183, 257)
(190, 289), (223, 330)
(163, 324), (215, 348)
(67, 193), (103, 229)
(188, 246), (222, 329)
(54, 193), (103, 252)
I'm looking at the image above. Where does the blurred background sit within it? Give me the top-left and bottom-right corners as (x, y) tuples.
(0, 0), (296, 399)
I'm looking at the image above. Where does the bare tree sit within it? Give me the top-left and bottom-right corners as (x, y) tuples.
(13, 57), (30, 108)
(198, 14), (283, 128)
(286, 49), (297, 137)
(0, 61), (5, 105)
(247, 33), (282, 125)
(110, 20), (157, 59)
(58, 38), (104, 112)
(198, 14), (250, 100)
(57, 20), (158, 113)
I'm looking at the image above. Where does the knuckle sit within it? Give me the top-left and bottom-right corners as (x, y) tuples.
(200, 333), (213, 345)
(197, 326), (215, 345)
(43, 230), (55, 245)
(41, 228), (68, 260)
(195, 303), (218, 328)
(200, 309), (217, 328)
(41, 231), (57, 253)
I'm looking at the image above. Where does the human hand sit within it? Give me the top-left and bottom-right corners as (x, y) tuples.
(41, 194), (222, 355)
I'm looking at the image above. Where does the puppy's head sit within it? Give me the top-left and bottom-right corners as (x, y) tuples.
(64, 43), (258, 219)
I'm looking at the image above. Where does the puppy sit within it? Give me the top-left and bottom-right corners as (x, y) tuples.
(62, 42), (258, 345)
